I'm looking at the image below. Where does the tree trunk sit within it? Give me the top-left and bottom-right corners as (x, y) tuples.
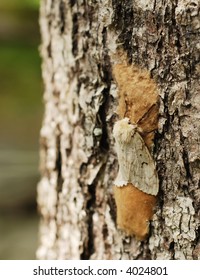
(37, 0), (200, 260)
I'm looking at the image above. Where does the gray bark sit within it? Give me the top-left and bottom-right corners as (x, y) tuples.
(37, 0), (200, 260)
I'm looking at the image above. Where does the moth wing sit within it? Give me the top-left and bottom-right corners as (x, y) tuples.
(115, 130), (159, 196)
(114, 140), (132, 186)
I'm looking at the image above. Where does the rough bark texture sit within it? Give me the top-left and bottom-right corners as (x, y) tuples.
(37, 0), (200, 260)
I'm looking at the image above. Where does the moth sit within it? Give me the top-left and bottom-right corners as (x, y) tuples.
(113, 118), (159, 239)
(113, 117), (159, 196)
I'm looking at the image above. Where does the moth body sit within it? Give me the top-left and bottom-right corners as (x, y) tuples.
(113, 118), (159, 196)
(113, 118), (158, 239)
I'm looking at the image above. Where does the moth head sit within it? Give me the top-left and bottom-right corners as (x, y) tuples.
(113, 118), (137, 144)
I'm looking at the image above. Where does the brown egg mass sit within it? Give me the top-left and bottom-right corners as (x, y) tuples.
(112, 51), (159, 240)
(113, 184), (157, 240)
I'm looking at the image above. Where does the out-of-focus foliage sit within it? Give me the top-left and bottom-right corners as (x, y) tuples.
(0, 0), (42, 149)
(0, 0), (39, 10)
(0, 0), (41, 259)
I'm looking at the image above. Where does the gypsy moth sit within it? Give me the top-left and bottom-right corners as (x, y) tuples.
(113, 118), (159, 196)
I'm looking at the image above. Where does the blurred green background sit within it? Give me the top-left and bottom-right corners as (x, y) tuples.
(0, 0), (42, 259)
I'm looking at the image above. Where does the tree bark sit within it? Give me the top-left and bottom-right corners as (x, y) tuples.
(37, 0), (200, 260)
